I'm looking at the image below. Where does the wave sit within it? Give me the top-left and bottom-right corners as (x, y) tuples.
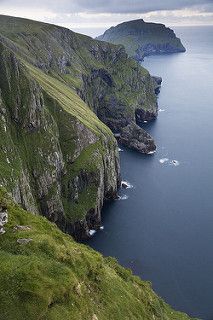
(121, 180), (133, 189)
(159, 158), (180, 166)
(147, 150), (156, 155)
(117, 195), (129, 200)
(88, 229), (96, 236)
(159, 158), (169, 164)
(170, 160), (180, 166)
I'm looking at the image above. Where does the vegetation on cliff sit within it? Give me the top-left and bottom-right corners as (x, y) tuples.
(0, 28), (119, 240)
(0, 15), (158, 238)
(0, 15), (196, 319)
(0, 15), (158, 129)
(97, 19), (186, 61)
(0, 188), (195, 320)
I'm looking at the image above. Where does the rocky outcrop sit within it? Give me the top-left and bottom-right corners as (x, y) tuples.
(77, 47), (158, 132)
(135, 108), (158, 123)
(119, 122), (156, 154)
(97, 19), (186, 62)
(0, 206), (8, 234)
(152, 76), (162, 94)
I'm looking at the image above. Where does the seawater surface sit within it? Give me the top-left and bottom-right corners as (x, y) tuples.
(88, 26), (213, 320)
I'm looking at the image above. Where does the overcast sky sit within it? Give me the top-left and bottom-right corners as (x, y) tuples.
(0, 0), (213, 37)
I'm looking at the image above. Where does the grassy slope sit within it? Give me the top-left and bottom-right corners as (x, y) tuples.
(26, 62), (112, 137)
(0, 188), (195, 320)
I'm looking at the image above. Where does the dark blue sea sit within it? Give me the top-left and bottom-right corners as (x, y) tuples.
(88, 26), (213, 320)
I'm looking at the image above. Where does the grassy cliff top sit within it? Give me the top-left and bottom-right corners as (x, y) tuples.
(0, 187), (195, 320)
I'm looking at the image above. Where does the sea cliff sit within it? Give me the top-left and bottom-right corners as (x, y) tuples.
(0, 15), (196, 320)
(0, 15), (159, 239)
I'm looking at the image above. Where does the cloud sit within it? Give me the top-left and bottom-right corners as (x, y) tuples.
(0, 0), (213, 14)
(0, 0), (212, 37)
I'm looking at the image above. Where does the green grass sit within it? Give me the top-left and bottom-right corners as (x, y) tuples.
(0, 188), (195, 320)
(25, 63), (112, 138)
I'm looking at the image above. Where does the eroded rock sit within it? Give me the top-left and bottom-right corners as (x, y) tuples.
(119, 122), (156, 154)
(152, 76), (162, 95)
(75, 283), (82, 296)
(0, 207), (8, 235)
(13, 225), (32, 232)
(17, 238), (33, 244)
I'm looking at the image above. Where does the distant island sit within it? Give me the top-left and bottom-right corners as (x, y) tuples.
(97, 19), (186, 61)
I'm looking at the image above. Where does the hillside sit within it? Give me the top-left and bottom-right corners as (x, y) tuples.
(0, 188), (195, 320)
(97, 19), (186, 61)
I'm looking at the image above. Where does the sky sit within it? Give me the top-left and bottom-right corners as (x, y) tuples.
(0, 0), (212, 37)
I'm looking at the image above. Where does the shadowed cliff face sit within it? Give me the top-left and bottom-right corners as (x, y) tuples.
(97, 19), (186, 61)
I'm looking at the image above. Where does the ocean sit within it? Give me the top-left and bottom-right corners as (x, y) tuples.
(88, 26), (213, 319)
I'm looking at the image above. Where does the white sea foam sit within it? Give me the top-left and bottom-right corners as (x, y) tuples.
(117, 195), (129, 200)
(159, 109), (165, 112)
(121, 180), (133, 189)
(100, 226), (104, 230)
(88, 229), (96, 236)
(118, 148), (123, 152)
(143, 120), (148, 123)
(147, 150), (156, 155)
(170, 160), (180, 166)
(159, 158), (169, 164)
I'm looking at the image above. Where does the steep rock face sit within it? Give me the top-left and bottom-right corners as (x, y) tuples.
(0, 204), (8, 234)
(152, 76), (162, 95)
(0, 43), (120, 240)
(97, 19), (186, 61)
(78, 57), (158, 131)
